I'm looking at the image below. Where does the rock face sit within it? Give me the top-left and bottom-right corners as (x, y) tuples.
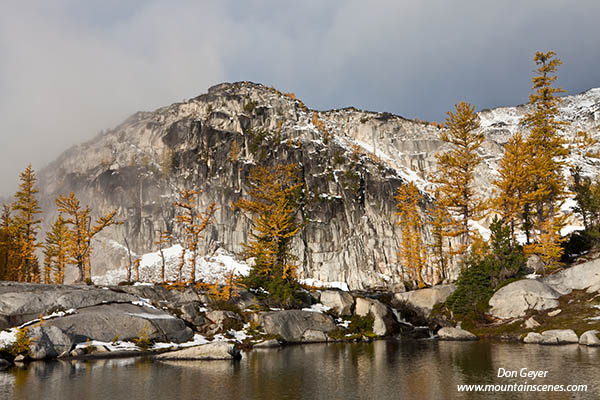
(437, 327), (478, 341)
(394, 285), (456, 315)
(43, 303), (193, 343)
(27, 325), (74, 360)
(319, 290), (354, 316)
(155, 342), (241, 360)
(354, 297), (398, 336)
(579, 330), (600, 346)
(0, 282), (138, 330)
(35, 81), (600, 290)
(488, 280), (561, 319)
(257, 310), (336, 343)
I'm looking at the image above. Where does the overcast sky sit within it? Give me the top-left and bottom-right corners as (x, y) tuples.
(1, 1), (599, 196)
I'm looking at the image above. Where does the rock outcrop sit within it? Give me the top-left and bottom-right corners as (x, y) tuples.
(0, 282), (138, 330)
(319, 290), (354, 316)
(488, 280), (561, 319)
(394, 285), (456, 315)
(543, 258), (600, 295)
(155, 342), (241, 360)
(43, 303), (193, 343)
(256, 310), (336, 343)
(437, 327), (478, 341)
(354, 297), (398, 336)
(579, 330), (600, 346)
(27, 325), (74, 360)
(523, 329), (579, 345)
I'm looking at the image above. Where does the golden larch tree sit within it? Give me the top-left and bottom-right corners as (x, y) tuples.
(492, 132), (533, 243)
(12, 164), (42, 282)
(0, 205), (17, 281)
(56, 192), (119, 282)
(432, 102), (485, 252)
(521, 51), (569, 238)
(174, 189), (217, 284)
(429, 191), (452, 282)
(233, 164), (303, 307)
(43, 215), (70, 284)
(395, 182), (427, 288)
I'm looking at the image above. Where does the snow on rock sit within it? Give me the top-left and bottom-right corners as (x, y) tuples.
(302, 303), (332, 313)
(299, 278), (349, 291)
(93, 245), (250, 285)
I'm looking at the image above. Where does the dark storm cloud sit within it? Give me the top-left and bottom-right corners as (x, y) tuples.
(1, 0), (599, 195)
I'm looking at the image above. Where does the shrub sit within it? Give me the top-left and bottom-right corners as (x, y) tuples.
(328, 315), (376, 340)
(7, 327), (30, 357)
(132, 325), (154, 351)
(445, 218), (526, 320)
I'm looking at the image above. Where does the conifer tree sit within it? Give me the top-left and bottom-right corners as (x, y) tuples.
(43, 215), (70, 284)
(521, 51), (569, 236)
(0, 205), (17, 281)
(12, 164), (42, 282)
(492, 132), (532, 243)
(154, 229), (171, 282)
(56, 193), (119, 282)
(174, 189), (217, 284)
(429, 192), (452, 282)
(233, 164), (303, 307)
(432, 102), (485, 252)
(395, 182), (427, 288)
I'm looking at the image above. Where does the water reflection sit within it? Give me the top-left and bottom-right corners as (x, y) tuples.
(0, 341), (598, 399)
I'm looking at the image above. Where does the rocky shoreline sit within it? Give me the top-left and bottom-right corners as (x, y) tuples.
(0, 281), (463, 369)
(3, 256), (600, 371)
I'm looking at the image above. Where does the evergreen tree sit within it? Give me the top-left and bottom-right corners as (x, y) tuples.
(432, 102), (485, 252)
(174, 189), (217, 284)
(395, 182), (427, 288)
(56, 192), (119, 282)
(233, 164), (304, 308)
(12, 164), (42, 282)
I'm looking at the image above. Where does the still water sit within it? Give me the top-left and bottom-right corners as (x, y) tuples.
(1, 340), (598, 399)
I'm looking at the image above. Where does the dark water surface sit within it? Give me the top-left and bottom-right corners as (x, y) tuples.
(1, 340), (599, 399)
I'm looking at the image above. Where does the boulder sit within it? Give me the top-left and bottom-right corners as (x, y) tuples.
(543, 258), (600, 295)
(354, 297), (398, 336)
(579, 330), (600, 346)
(203, 311), (243, 334)
(0, 282), (138, 329)
(0, 358), (11, 371)
(27, 325), (74, 360)
(437, 327), (478, 341)
(155, 342), (241, 360)
(319, 290), (354, 316)
(253, 339), (280, 348)
(523, 332), (543, 344)
(540, 329), (579, 344)
(524, 317), (540, 329)
(43, 303), (193, 343)
(488, 279), (561, 319)
(524, 255), (545, 274)
(393, 285), (456, 315)
(178, 303), (209, 328)
(258, 310), (336, 343)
